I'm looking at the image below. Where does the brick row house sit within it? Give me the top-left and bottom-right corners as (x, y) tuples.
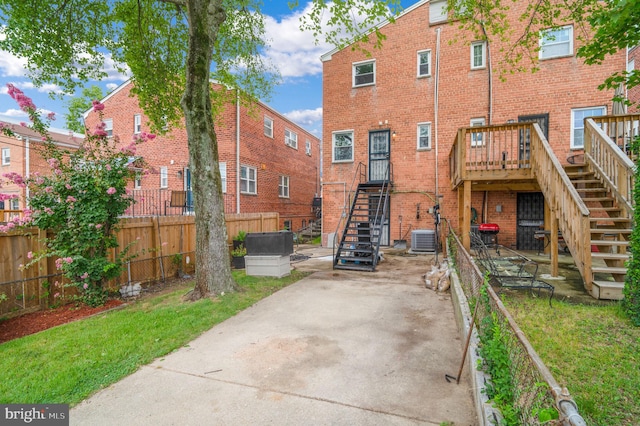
(84, 81), (321, 232)
(0, 122), (81, 217)
(321, 0), (638, 299)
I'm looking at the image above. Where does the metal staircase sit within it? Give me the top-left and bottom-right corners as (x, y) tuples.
(334, 164), (392, 271)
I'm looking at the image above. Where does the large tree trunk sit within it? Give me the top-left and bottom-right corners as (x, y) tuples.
(181, 0), (236, 299)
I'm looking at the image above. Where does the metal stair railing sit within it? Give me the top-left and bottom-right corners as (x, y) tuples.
(332, 162), (367, 263)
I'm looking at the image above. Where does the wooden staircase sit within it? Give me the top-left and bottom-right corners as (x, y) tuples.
(565, 164), (631, 300)
(334, 181), (391, 271)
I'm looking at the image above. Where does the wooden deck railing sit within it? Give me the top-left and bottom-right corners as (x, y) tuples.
(586, 116), (636, 215)
(591, 113), (640, 163)
(448, 123), (534, 188)
(529, 123), (593, 290)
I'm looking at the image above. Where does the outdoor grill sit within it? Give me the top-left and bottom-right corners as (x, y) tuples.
(478, 223), (500, 248)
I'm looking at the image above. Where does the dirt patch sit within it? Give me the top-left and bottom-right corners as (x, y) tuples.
(0, 299), (124, 344)
(0, 277), (194, 344)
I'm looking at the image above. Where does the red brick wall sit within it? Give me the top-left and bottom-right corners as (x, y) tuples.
(321, 2), (625, 248)
(84, 83), (321, 231)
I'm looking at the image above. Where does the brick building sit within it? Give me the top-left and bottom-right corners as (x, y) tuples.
(322, 0), (635, 299)
(322, 1), (626, 250)
(0, 122), (81, 213)
(84, 81), (321, 231)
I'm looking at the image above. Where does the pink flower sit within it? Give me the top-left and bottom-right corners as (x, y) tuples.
(27, 251), (33, 259)
(44, 186), (53, 193)
(95, 224), (103, 229)
(105, 164), (112, 171)
(64, 257), (73, 264)
(80, 272), (89, 280)
(7, 84), (36, 112)
(65, 184), (72, 190)
(47, 158), (59, 168)
(92, 100), (105, 111)
(66, 196), (76, 203)
(106, 187), (116, 195)
(54, 292), (60, 298)
(44, 207), (53, 215)
(47, 111), (56, 121)
(83, 283), (89, 289)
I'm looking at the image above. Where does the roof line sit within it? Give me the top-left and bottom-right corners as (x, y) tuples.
(320, 0), (429, 62)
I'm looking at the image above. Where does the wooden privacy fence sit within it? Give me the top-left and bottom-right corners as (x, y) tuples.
(0, 212), (279, 317)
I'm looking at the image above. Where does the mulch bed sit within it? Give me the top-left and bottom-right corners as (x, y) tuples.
(0, 299), (124, 344)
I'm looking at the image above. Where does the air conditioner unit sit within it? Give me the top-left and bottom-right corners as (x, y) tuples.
(411, 229), (436, 252)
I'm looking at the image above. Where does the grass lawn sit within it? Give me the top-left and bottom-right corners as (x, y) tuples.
(504, 297), (640, 426)
(0, 270), (309, 406)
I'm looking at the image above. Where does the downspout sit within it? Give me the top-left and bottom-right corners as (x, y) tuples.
(434, 27), (441, 199)
(236, 89), (241, 213)
(481, 23), (492, 222)
(25, 136), (30, 203)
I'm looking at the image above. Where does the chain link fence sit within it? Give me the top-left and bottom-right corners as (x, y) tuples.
(445, 221), (586, 425)
(0, 252), (197, 318)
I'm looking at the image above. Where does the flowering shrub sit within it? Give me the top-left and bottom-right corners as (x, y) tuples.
(0, 84), (151, 306)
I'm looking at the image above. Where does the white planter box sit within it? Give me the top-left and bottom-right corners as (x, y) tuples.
(245, 255), (291, 278)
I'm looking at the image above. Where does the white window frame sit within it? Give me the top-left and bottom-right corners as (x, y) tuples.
(539, 25), (573, 60)
(134, 175), (141, 189)
(279, 175), (290, 198)
(240, 165), (257, 195)
(417, 50), (432, 77)
(353, 60), (375, 87)
(104, 118), (113, 137)
(1, 148), (9, 165)
(332, 130), (354, 163)
(305, 140), (312, 156)
(160, 166), (168, 188)
(264, 116), (273, 138)
(219, 162), (227, 193)
(571, 106), (606, 149)
(10, 197), (19, 210)
(429, 0), (447, 24)
(470, 118), (486, 147)
(417, 123), (432, 150)
(471, 41), (486, 70)
(134, 114), (141, 134)
(285, 129), (298, 149)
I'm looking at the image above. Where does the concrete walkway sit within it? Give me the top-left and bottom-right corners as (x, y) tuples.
(71, 247), (477, 425)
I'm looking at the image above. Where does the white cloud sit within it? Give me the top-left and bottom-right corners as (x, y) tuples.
(263, 5), (332, 78)
(14, 81), (64, 95)
(284, 107), (323, 128)
(105, 83), (119, 91)
(0, 49), (28, 77)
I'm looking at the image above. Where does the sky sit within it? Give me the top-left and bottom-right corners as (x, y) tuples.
(0, 1), (420, 139)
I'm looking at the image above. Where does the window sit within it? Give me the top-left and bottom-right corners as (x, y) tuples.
(571, 106), (606, 149)
(241, 165), (257, 194)
(429, 0), (447, 23)
(10, 197), (19, 210)
(160, 166), (168, 188)
(305, 140), (312, 156)
(417, 123), (431, 150)
(134, 114), (141, 134)
(264, 116), (273, 138)
(279, 175), (290, 198)
(219, 162), (227, 193)
(332, 130), (354, 163)
(283, 220), (291, 231)
(285, 129), (298, 149)
(134, 175), (141, 189)
(417, 50), (432, 77)
(470, 118), (486, 146)
(540, 26), (573, 59)
(104, 118), (113, 137)
(353, 60), (375, 87)
(471, 41), (486, 69)
(1, 148), (9, 165)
